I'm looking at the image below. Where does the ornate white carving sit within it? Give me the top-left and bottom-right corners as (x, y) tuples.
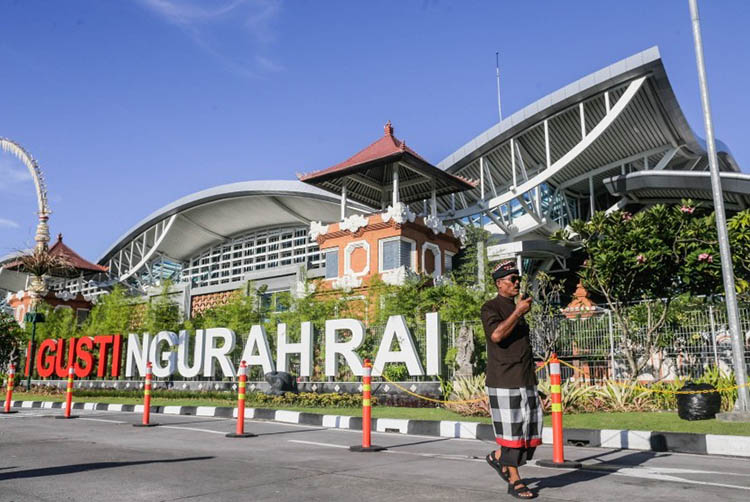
(294, 280), (316, 298)
(382, 202), (416, 225)
(381, 265), (420, 286)
(433, 274), (450, 286)
(424, 215), (446, 235)
(55, 290), (75, 301)
(332, 274), (362, 291)
(340, 213), (369, 233)
(309, 221), (329, 240)
(450, 224), (467, 245)
(381, 266), (407, 286)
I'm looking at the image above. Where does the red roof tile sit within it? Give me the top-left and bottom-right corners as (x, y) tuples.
(48, 234), (108, 274)
(299, 121), (430, 181)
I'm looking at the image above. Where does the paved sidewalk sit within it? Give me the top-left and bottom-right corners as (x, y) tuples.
(2, 407), (750, 501)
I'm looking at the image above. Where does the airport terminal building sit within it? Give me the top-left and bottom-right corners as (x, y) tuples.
(3, 47), (750, 319)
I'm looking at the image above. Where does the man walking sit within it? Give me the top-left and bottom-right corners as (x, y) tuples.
(481, 260), (542, 499)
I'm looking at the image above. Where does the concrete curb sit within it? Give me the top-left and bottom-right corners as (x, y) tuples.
(10, 400), (750, 458)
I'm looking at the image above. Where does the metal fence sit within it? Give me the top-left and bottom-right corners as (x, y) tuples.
(529, 305), (750, 383)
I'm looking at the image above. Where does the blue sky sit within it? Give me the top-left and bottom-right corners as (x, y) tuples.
(1, 0), (749, 261)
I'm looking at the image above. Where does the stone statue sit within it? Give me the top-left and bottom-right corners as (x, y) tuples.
(264, 371), (298, 395)
(455, 324), (474, 377)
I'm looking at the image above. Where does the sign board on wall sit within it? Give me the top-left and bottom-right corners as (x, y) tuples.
(26, 313), (443, 379)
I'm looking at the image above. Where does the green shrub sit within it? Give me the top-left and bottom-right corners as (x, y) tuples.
(442, 374), (489, 417)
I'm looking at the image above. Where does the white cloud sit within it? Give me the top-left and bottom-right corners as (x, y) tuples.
(139, 0), (248, 26)
(0, 156), (32, 189)
(0, 218), (20, 228)
(256, 55), (284, 73)
(137, 0), (283, 78)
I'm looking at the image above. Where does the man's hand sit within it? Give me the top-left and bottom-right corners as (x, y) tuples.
(515, 295), (533, 316)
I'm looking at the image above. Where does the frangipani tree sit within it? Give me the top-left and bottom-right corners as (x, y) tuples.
(551, 201), (746, 379)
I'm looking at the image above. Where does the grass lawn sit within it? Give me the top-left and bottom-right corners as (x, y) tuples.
(11, 392), (750, 436)
(558, 411), (750, 437)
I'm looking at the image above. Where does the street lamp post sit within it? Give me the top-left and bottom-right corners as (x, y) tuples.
(24, 311), (45, 391)
(688, 0), (749, 412)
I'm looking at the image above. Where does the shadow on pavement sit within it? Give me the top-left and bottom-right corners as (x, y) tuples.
(526, 450), (660, 494)
(0, 456), (215, 480)
(255, 428), (325, 437)
(385, 437), (453, 449)
(121, 418), (229, 427)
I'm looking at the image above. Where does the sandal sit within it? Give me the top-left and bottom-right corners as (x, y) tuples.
(507, 479), (536, 499)
(485, 453), (510, 482)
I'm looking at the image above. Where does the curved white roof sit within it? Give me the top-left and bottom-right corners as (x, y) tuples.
(439, 46), (738, 176)
(430, 46), (742, 243)
(98, 180), (369, 279)
(603, 170), (750, 210)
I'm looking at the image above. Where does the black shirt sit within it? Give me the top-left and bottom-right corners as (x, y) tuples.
(480, 295), (537, 388)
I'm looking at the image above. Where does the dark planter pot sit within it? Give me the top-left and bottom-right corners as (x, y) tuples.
(676, 382), (721, 420)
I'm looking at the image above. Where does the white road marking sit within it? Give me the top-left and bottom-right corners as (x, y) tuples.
(607, 468), (750, 491)
(287, 439), (483, 461)
(160, 425), (227, 435)
(78, 418), (126, 424)
(288, 440), (349, 449)
(584, 462), (750, 477)
(528, 460), (750, 491)
(326, 426), (461, 441)
(285, 440), (750, 491)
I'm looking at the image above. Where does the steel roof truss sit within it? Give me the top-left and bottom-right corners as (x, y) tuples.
(119, 215), (177, 282)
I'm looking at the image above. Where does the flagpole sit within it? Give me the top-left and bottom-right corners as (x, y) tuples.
(688, 0), (748, 412)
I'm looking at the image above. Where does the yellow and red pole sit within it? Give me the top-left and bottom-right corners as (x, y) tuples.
(350, 359), (384, 452)
(133, 362), (158, 427)
(537, 354), (580, 468)
(55, 366), (78, 419)
(226, 360), (255, 438)
(2, 364), (18, 414)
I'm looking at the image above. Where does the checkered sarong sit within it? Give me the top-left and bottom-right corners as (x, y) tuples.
(486, 386), (543, 448)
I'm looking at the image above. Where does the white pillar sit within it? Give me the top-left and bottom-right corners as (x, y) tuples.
(579, 102), (586, 139)
(510, 138), (517, 188)
(392, 165), (399, 206)
(431, 186), (437, 218)
(340, 180), (347, 220)
(544, 120), (551, 169)
(480, 157), (485, 200)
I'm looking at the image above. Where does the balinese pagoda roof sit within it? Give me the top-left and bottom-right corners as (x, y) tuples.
(298, 122), (476, 208)
(4, 234), (108, 277)
(49, 234), (108, 275)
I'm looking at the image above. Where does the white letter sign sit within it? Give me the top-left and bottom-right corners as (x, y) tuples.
(325, 319), (365, 377)
(372, 315), (424, 376)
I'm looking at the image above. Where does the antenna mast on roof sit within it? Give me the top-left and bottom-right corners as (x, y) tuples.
(496, 52), (503, 122)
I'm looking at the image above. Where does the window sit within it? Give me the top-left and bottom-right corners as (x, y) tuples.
(445, 252), (455, 273)
(422, 242), (442, 277)
(380, 238), (415, 272)
(324, 248), (339, 279)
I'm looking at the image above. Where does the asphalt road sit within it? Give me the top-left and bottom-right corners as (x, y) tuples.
(1, 408), (749, 501)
